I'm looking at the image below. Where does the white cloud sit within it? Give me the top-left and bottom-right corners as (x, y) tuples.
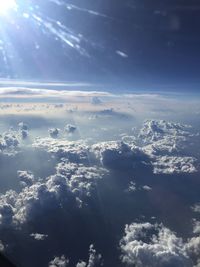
(138, 120), (199, 174)
(138, 120), (193, 145)
(0, 162), (106, 228)
(18, 170), (35, 187)
(126, 182), (152, 193)
(55, 161), (106, 198)
(76, 245), (102, 267)
(0, 131), (19, 151)
(49, 255), (69, 267)
(152, 156), (197, 174)
(192, 204), (200, 213)
(120, 222), (192, 267)
(116, 50), (128, 58)
(0, 240), (4, 252)
(32, 138), (90, 162)
(142, 185), (152, 191)
(193, 220), (200, 235)
(30, 233), (48, 241)
(48, 245), (102, 267)
(92, 141), (148, 169)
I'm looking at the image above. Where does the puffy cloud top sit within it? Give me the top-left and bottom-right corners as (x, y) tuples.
(139, 120), (192, 145)
(0, 162), (106, 227)
(138, 120), (198, 174)
(152, 156), (197, 174)
(120, 222), (192, 267)
(92, 141), (148, 169)
(33, 138), (89, 162)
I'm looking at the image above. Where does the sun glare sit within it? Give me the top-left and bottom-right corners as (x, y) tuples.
(0, 0), (17, 14)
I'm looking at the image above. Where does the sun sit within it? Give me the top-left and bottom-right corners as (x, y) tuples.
(0, 0), (17, 14)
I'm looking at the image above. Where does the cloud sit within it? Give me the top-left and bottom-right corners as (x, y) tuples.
(30, 233), (48, 241)
(138, 120), (194, 153)
(0, 162), (106, 228)
(120, 222), (192, 267)
(0, 131), (20, 156)
(49, 128), (60, 138)
(18, 170), (35, 187)
(18, 122), (29, 131)
(0, 203), (14, 226)
(77, 244), (102, 267)
(192, 204), (200, 213)
(0, 240), (4, 252)
(1, 132), (19, 149)
(65, 124), (77, 134)
(116, 50), (128, 58)
(0, 176), (75, 227)
(91, 96), (102, 105)
(48, 245), (102, 267)
(20, 129), (29, 139)
(126, 182), (152, 193)
(32, 138), (90, 162)
(55, 161), (106, 198)
(152, 156), (197, 174)
(92, 141), (149, 170)
(138, 120), (199, 174)
(193, 220), (200, 235)
(49, 255), (69, 267)
(0, 87), (112, 99)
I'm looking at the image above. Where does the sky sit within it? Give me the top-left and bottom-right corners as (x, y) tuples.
(0, 0), (200, 91)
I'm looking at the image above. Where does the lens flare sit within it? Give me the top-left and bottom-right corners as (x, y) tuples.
(0, 0), (17, 14)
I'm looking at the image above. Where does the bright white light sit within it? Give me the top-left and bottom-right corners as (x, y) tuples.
(0, 0), (17, 14)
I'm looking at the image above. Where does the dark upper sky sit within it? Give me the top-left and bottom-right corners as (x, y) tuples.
(0, 0), (200, 91)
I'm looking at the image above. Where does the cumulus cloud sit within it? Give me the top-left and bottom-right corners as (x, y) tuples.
(126, 182), (152, 193)
(65, 124), (77, 134)
(138, 120), (193, 145)
(120, 222), (192, 267)
(76, 244), (102, 267)
(120, 220), (200, 267)
(0, 132), (19, 150)
(18, 170), (35, 187)
(152, 156), (197, 174)
(0, 162), (106, 228)
(138, 120), (198, 174)
(92, 141), (149, 169)
(49, 128), (60, 138)
(56, 161), (106, 198)
(32, 138), (90, 162)
(49, 245), (102, 267)
(49, 255), (69, 267)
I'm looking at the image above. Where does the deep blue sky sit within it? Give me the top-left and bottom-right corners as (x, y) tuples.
(0, 0), (200, 91)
